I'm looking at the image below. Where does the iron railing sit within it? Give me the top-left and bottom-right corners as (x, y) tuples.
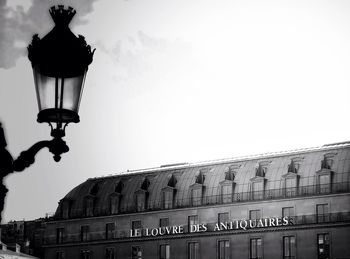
(113, 181), (350, 215)
(54, 180), (350, 220)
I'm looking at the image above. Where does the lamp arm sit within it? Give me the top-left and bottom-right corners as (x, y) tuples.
(12, 140), (53, 172)
(0, 123), (69, 222)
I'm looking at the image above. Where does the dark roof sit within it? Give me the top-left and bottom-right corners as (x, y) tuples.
(55, 142), (350, 219)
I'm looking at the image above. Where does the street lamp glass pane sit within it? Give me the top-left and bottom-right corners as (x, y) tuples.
(33, 67), (86, 123)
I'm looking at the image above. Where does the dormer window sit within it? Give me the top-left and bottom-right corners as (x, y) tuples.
(191, 188), (202, 206)
(110, 181), (123, 214)
(250, 162), (269, 200)
(282, 159), (301, 197)
(161, 174), (177, 209)
(190, 170), (206, 206)
(84, 196), (94, 217)
(84, 182), (99, 217)
(136, 192), (146, 212)
(135, 178), (150, 212)
(59, 198), (71, 219)
(220, 167), (236, 204)
(316, 154), (336, 194)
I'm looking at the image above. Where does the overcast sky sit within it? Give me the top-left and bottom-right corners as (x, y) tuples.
(1, 0), (350, 222)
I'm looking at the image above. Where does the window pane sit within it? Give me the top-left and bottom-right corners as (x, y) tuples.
(160, 218), (170, 227)
(132, 221), (142, 230)
(106, 248), (115, 259)
(188, 215), (199, 226)
(160, 244), (170, 259)
(106, 223), (115, 239)
(136, 194), (145, 211)
(163, 191), (173, 209)
(81, 225), (89, 242)
(317, 204), (329, 223)
(218, 213), (229, 224)
(218, 240), (229, 259)
(283, 236), (296, 259)
(319, 175), (331, 193)
(250, 238), (262, 259)
(252, 182), (264, 200)
(222, 185), (232, 203)
(282, 207), (294, 218)
(188, 242), (199, 259)
(318, 234), (330, 259)
(192, 189), (202, 206)
(132, 246), (142, 259)
(249, 210), (261, 220)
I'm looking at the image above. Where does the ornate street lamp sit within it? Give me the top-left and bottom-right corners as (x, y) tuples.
(0, 5), (94, 222)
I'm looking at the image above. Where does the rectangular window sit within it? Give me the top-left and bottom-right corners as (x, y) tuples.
(221, 185), (232, 203)
(132, 246), (142, 259)
(85, 198), (94, 217)
(317, 234), (330, 259)
(282, 207), (295, 218)
(318, 175), (331, 193)
(316, 204), (329, 223)
(218, 240), (230, 259)
(252, 182), (264, 200)
(80, 250), (92, 259)
(159, 244), (170, 259)
(188, 242), (199, 259)
(285, 178), (296, 197)
(162, 191), (173, 209)
(249, 210), (261, 220)
(80, 225), (89, 242)
(160, 218), (170, 228)
(191, 188), (202, 206)
(283, 236), (296, 259)
(218, 213), (229, 224)
(56, 251), (65, 259)
(188, 215), (199, 232)
(132, 220), (142, 231)
(110, 195), (120, 214)
(106, 223), (115, 240)
(56, 228), (64, 244)
(188, 215), (199, 227)
(136, 193), (146, 212)
(250, 238), (262, 259)
(106, 248), (115, 259)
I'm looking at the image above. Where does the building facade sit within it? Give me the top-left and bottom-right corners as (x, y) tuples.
(43, 142), (350, 259)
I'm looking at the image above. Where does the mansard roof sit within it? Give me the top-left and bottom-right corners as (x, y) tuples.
(55, 142), (350, 219)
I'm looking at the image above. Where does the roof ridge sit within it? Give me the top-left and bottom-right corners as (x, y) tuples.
(89, 141), (350, 180)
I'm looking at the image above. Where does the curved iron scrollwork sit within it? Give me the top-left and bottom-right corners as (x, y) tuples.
(0, 122), (69, 222)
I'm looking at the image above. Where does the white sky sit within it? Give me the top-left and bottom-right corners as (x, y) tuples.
(1, 0), (350, 222)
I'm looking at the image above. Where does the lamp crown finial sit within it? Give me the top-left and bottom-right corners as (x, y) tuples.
(49, 5), (76, 26)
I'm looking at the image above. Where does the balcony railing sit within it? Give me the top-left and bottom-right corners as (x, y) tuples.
(45, 212), (350, 245)
(53, 180), (350, 220)
(117, 181), (350, 215)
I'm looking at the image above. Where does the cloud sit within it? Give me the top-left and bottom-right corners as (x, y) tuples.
(0, 0), (99, 69)
(96, 31), (193, 87)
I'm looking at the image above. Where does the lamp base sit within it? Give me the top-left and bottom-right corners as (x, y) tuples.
(37, 108), (80, 123)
